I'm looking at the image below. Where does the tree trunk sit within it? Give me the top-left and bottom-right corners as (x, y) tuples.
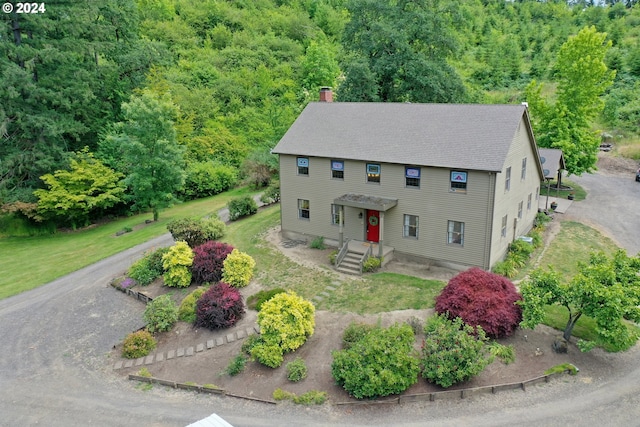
(153, 208), (159, 222)
(563, 311), (582, 341)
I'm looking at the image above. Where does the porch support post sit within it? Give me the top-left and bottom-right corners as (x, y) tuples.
(338, 205), (344, 248)
(378, 211), (384, 258)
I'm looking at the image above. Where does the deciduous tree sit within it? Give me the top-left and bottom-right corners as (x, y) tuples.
(519, 250), (640, 351)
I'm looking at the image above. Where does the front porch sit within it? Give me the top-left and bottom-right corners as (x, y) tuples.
(335, 239), (394, 276)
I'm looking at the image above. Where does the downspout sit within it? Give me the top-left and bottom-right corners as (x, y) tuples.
(484, 172), (496, 270)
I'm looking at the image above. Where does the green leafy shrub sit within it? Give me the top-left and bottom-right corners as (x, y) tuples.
(509, 239), (535, 262)
(309, 236), (325, 249)
(162, 241), (194, 288)
(178, 286), (208, 323)
(128, 247), (169, 286)
(222, 249), (256, 288)
(241, 335), (263, 356)
(488, 343), (516, 365)
(328, 250), (337, 265)
(122, 330), (157, 359)
(252, 291), (315, 368)
(227, 196), (258, 221)
(331, 323), (419, 399)
(286, 357), (307, 382)
(534, 211), (552, 228)
(362, 256), (382, 272)
(247, 288), (286, 311)
(492, 258), (519, 278)
(341, 321), (375, 349)
(181, 162), (237, 200)
(144, 294), (179, 333)
(166, 217), (226, 248)
(272, 388), (327, 405)
(260, 180), (280, 204)
(226, 354), (247, 376)
(421, 314), (492, 388)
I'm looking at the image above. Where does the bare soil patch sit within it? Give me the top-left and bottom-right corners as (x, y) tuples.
(113, 222), (612, 404)
(595, 151), (638, 176)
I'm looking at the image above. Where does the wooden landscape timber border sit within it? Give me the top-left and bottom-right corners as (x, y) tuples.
(111, 279), (154, 304)
(128, 374), (276, 405)
(129, 367), (575, 407)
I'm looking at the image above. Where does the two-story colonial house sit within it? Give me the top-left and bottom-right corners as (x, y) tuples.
(272, 93), (544, 273)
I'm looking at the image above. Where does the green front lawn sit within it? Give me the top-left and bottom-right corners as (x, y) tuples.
(0, 187), (256, 299)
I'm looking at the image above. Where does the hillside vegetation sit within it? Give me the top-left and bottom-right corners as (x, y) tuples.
(2, 0), (640, 228)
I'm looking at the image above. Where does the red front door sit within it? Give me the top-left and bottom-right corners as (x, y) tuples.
(366, 210), (380, 242)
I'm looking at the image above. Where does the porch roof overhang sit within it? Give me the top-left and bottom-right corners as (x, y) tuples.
(333, 193), (398, 212)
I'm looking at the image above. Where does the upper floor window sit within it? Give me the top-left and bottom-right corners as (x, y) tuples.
(447, 220), (464, 245)
(297, 157), (309, 176)
(527, 193), (532, 210)
(505, 167), (511, 191)
(331, 160), (344, 180)
(521, 157), (527, 180)
(403, 214), (419, 238)
(405, 167), (421, 188)
(367, 163), (381, 183)
(450, 171), (467, 193)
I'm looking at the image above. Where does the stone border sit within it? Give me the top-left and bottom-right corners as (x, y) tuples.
(113, 324), (260, 370)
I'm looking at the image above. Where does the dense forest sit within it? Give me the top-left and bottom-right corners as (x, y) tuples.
(1, 0), (640, 228)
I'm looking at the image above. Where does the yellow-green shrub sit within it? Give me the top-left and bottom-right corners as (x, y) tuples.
(222, 249), (255, 288)
(122, 330), (157, 359)
(178, 286), (208, 323)
(162, 241), (194, 288)
(252, 291), (315, 368)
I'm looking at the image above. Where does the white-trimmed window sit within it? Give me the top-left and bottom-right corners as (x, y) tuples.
(403, 214), (419, 238)
(450, 171), (467, 192)
(535, 186), (539, 200)
(521, 157), (527, 180)
(298, 199), (310, 219)
(527, 193), (532, 210)
(505, 167), (511, 191)
(405, 167), (421, 188)
(367, 163), (381, 183)
(518, 201), (523, 219)
(331, 160), (344, 180)
(447, 220), (464, 245)
(501, 215), (508, 237)
(331, 204), (341, 225)
(297, 157), (309, 175)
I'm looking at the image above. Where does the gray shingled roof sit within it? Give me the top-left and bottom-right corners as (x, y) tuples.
(538, 148), (566, 179)
(272, 102), (532, 172)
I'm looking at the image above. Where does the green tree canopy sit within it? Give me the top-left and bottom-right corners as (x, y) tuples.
(108, 93), (185, 221)
(33, 149), (125, 229)
(526, 26), (615, 175)
(519, 250), (640, 352)
(338, 0), (467, 103)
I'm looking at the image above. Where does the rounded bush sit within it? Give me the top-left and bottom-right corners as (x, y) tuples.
(144, 294), (179, 333)
(128, 247), (169, 286)
(227, 196), (258, 221)
(421, 314), (491, 388)
(341, 322), (375, 349)
(178, 286), (208, 323)
(286, 357), (308, 382)
(331, 323), (419, 399)
(192, 241), (235, 284)
(166, 217), (226, 248)
(222, 249), (256, 288)
(162, 241), (194, 288)
(122, 330), (157, 359)
(195, 282), (245, 330)
(435, 267), (522, 338)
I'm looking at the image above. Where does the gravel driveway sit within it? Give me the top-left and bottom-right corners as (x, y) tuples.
(2, 168), (640, 427)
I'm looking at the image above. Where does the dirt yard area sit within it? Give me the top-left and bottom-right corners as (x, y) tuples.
(113, 221), (613, 403)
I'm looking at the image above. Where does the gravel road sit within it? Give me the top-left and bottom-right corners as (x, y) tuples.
(1, 170), (640, 427)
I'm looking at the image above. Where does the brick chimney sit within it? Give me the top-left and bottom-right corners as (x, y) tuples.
(319, 87), (333, 102)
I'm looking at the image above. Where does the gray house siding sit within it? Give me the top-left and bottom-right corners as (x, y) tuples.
(279, 155), (496, 269)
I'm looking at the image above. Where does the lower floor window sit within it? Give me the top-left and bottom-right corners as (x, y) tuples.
(403, 214), (419, 238)
(331, 204), (341, 225)
(447, 220), (464, 245)
(298, 199), (310, 219)
(501, 215), (508, 237)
